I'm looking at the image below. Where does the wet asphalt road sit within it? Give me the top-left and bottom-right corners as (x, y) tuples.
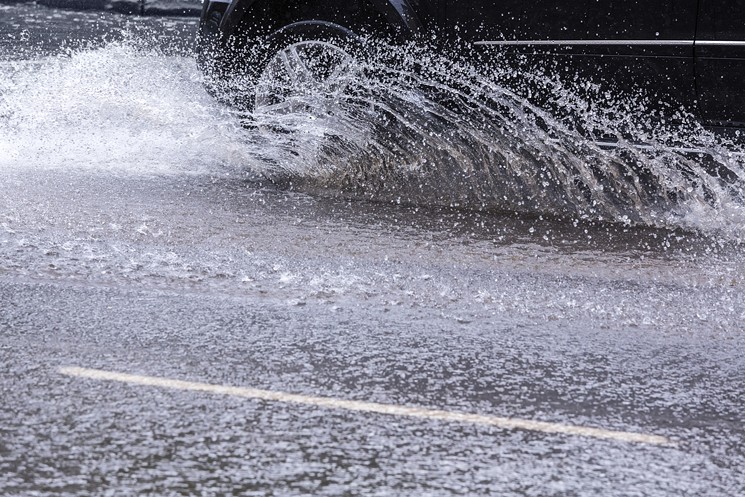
(2, 271), (744, 496)
(1, 4), (745, 496)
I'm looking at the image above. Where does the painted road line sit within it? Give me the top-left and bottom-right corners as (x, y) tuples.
(59, 366), (674, 446)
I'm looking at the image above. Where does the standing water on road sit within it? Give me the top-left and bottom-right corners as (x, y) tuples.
(1, 4), (745, 304)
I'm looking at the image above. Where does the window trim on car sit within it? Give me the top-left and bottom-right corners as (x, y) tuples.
(474, 40), (745, 47)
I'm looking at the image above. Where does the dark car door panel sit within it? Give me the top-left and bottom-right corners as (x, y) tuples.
(447, 1), (699, 122)
(444, 0), (698, 43)
(696, 0), (745, 126)
(198, 0), (745, 130)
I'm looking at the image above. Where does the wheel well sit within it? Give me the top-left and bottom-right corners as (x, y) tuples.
(202, 0), (401, 112)
(231, 0), (399, 45)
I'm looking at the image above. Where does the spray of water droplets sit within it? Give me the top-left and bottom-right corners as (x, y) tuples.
(2, 37), (745, 238)
(229, 40), (745, 236)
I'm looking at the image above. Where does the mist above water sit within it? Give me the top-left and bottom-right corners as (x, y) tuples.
(2, 37), (745, 239)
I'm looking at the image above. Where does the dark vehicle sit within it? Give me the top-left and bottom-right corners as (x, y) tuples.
(197, 0), (745, 132)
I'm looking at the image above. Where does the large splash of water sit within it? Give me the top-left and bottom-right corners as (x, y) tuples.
(2, 37), (745, 238)
(0, 41), (251, 177)
(240, 40), (745, 236)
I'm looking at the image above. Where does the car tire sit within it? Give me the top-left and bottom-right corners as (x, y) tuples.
(203, 20), (365, 114)
(252, 22), (365, 115)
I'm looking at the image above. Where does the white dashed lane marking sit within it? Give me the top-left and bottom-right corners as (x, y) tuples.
(60, 366), (674, 446)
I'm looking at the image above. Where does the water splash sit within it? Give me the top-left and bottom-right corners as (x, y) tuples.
(233, 41), (745, 237)
(0, 41), (250, 177)
(2, 38), (745, 238)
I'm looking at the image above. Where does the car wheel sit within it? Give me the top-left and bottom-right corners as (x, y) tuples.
(254, 39), (359, 115)
(234, 22), (362, 113)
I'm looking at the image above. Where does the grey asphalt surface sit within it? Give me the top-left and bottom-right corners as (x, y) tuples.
(2, 273), (744, 496)
(1, 5), (745, 496)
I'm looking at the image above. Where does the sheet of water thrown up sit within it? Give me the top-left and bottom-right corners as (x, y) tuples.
(240, 40), (745, 238)
(2, 29), (745, 237)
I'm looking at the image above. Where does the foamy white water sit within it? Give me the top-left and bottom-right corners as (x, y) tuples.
(0, 44), (254, 176)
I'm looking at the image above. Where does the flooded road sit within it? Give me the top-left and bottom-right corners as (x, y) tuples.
(1, 4), (745, 496)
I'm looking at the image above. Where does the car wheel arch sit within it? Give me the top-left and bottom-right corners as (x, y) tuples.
(218, 0), (422, 42)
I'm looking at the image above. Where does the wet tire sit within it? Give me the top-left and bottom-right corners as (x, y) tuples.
(254, 39), (361, 115)
(202, 20), (364, 114)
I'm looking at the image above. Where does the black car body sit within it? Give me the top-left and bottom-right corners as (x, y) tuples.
(197, 0), (745, 131)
